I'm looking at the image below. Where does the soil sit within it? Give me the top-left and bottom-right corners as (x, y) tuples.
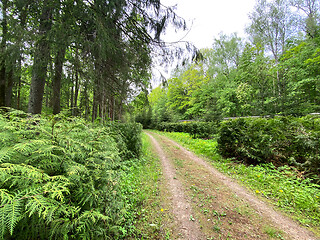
(145, 131), (319, 240)
(146, 132), (205, 239)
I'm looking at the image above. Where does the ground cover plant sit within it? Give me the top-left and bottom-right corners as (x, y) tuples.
(0, 109), (153, 239)
(152, 130), (320, 234)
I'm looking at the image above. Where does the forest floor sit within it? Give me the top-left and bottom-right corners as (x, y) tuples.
(145, 131), (318, 240)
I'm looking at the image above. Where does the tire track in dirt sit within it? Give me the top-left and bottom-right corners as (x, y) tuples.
(146, 132), (205, 239)
(160, 134), (318, 240)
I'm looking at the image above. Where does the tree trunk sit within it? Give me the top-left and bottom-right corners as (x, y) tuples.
(108, 95), (114, 121)
(81, 79), (89, 120)
(70, 84), (74, 111)
(5, 67), (13, 107)
(16, 3), (29, 109)
(28, 0), (52, 114)
(17, 66), (21, 109)
(92, 88), (98, 122)
(73, 52), (80, 115)
(52, 46), (66, 114)
(0, 0), (8, 107)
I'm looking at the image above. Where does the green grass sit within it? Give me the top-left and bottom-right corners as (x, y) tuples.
(263, 226), (285, 239)
(151, 130), (320, 232)
(121, 132), (169, 239)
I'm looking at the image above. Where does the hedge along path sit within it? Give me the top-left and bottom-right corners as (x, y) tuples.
(145, 132), (205, 239)
(153, 132), (318, 240)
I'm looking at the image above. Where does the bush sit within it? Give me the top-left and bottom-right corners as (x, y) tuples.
(109, 122), (143, 160)
(217, 116), (320, 178)
(0, 110), (143, 239)
(155, 121), (218, 138)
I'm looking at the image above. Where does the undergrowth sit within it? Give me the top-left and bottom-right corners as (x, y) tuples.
(0, 109), (151, 239)
(152, 130), (320, 232)
(125, 133), (168, 239)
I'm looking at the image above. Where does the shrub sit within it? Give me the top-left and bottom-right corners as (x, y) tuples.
(0, 110), (142, 239)
(217, 116), (320, 179)
(109, 122), (143, 160)
(155, 121), (218, 138)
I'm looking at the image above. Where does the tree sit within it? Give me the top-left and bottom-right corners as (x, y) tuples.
(149, 85), (172, 123)
(0, 0), (8, 107)
(207, 33), (243, 78)
(290, 0), (320, 38)
(247, 0), (296, 109)
(238, 43), (275, 114)
(28, 0), (53, 114)
(247, 0), (295, 62)
(279, 36), (320, 114)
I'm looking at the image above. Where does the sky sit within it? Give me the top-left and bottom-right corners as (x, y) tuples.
(151, 0), (257, 84)
(161, 0), (257, 49)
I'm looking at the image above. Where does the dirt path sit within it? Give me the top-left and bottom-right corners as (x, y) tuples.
(146, 131), (318, 240)
(146, 132), (205, 239)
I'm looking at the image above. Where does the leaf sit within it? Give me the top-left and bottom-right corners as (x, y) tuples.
(5, 199), (22, 235)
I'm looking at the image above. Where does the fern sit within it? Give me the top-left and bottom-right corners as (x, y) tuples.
(0, 110), (144, 239)
(6, 198), (22, 235)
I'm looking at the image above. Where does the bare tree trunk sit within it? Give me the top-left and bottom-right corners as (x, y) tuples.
(16, 2), (29, 109)
(17, 65), (21, 109)
(28, 0), (52, 114)
(81, 79), (89, 120)
(74, 57), (80, 115)
(92, 88), (98, 122)
(0, 0), (8, 107)
(5, 67), (13, 107)
(108, 95), (114, 121)
(70, 84), (74, 112)
(52, 46), (66, 114)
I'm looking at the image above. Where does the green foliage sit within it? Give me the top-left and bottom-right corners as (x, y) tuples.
(167, 63), (209, 119)
(155, 121), (218, 138)
(148, 86), (175, 124)
(0, 110), (144, 239)
(109, 122), (143, 160)
(118, 133), (167, 239)
(217, 116), (320, 179)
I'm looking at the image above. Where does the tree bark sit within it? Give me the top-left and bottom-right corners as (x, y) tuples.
(5, 67), (13, 107)
(81, 79), (89, 120)
(73, 50), (80, 115)
(28, 0), (52, 114)
(17, 63), (21, 109)
(92, 88), (98, 122)
(70, 84), (74, 111)
(52, 46), (66, 114)
(0, 0), (8, 107)
(16, 2), (30, 109)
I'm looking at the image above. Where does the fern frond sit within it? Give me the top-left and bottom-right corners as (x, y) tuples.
(5, 197), (23, 235)
(0, 189), (13, 202)
(65, 164), (88, 177)
(0, 163), (49, 184)
(0, 132), (14, 147)
(0, 205), (6, 240)
(0, 147), (14, 163)
(25, 194), (54, 219)
(13, 139), (51, 156)
(74, 210), (110, 238)
(43, 180), (70, 201)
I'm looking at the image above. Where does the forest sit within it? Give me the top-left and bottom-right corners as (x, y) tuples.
(0, 0), (320, 239)
(0, 0), (190, 120)
(134, 0), (320, 123)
